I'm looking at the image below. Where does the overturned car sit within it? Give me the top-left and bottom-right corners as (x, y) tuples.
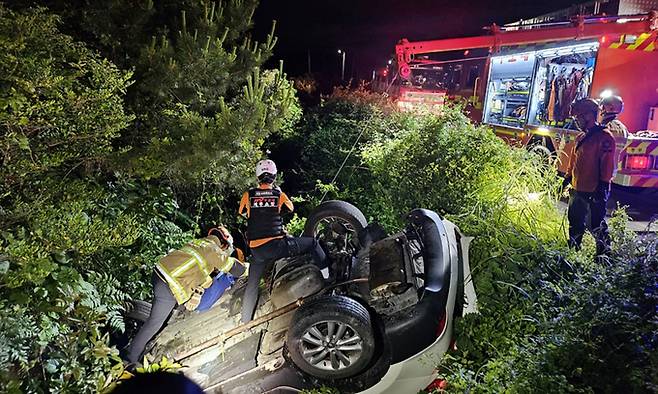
(130, 200), (478, 393)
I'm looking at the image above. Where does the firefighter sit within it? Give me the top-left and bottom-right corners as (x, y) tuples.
(600, 95), (628, 138)
(238, 159), (328, 323)
(125, 226), (246, 363)
(564, 98), (616, 258)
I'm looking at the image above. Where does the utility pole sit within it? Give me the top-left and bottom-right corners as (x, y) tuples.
(307, 49), (312, 74)
(337, 49), (346, 81)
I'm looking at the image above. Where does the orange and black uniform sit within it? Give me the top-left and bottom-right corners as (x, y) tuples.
(566, 124), (615, 254)
(239, 185), (294, 248)
(239, 184), (326, 323)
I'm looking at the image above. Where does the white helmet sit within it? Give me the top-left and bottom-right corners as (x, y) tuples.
(255, 159), (277, 178)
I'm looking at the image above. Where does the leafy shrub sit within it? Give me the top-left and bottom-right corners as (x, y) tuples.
(285, 89), (657, 393)
(1, 1), (301, 390)
(0, 7), (195, 392)
(440, 213), (658, 393)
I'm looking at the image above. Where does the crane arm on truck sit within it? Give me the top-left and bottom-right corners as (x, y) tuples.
(396, 11), (658, 79)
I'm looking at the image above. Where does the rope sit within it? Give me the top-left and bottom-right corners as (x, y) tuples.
(319, 122), (368, 204)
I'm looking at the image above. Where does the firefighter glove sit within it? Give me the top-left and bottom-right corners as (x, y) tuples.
(185, 286), (206, 311)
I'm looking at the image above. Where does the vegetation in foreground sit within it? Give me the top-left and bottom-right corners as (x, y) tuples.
(0, 2), (298, 391)
(279, 89), (658, 393)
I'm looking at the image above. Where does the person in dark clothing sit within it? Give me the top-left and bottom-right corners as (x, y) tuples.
(564, 98), (616, 257)
(111, 371), (204, 394)
(238, 159), (328, 323)
(600, 95), (628, 138)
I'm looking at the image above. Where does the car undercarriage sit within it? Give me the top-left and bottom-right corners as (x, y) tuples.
(129, 200), (478, 393)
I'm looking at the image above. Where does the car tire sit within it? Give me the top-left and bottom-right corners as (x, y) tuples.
(285, 295), (376, 380)
(303, 200), (367, 242)
(334, 311), (392, 393)
(126, 299), (151, 322)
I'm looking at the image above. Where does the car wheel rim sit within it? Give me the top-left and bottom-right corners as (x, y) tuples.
(314, 216), (358, 253)
(300, 320), (363, 372)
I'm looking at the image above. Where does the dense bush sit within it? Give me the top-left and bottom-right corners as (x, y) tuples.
(0, 7), (137, 391)
(441, 212), (658, 393)
(282, 89), (658, 393)
(0, 2), (298, 391)
(20, 0), (301, 190)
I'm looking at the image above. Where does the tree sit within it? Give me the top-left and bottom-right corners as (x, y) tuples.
(0, 2), (300, 391)
(17, 0), (301, 190)
(0, 6), (139, 391)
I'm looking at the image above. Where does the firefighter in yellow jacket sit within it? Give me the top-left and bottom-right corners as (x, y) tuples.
(126, 226), (245, 363)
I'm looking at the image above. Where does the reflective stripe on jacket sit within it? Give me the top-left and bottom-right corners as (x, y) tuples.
(156, 235), (237, 305)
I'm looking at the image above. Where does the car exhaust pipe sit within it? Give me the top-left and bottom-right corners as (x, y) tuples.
(384, 208), (452, 363)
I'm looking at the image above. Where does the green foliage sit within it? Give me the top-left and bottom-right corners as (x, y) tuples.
(439, 224), (658, 394)
(285, 213), (307, 237)
(0, 6), (194, 392)
(138, 355), (182, 373)
(301, 387), (340, 394)
(361, 105), (562, 238)
(91, 180), (197, 298)
(0, 266), (127, 392)
(285, 89), (657, 394)
(1, 0), (301, 390)
(0, 6), (133, 187)
(28, 0), (301, 189)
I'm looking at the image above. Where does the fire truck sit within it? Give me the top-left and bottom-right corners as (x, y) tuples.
(394, 11), (658, 189)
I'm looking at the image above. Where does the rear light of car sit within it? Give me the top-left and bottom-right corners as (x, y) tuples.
(426, 378), (448, 391)
(626, 155), (651, 170)
(436, 311), (447, 337)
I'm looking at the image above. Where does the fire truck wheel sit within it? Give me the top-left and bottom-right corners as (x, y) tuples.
(529, 143), (556, 165)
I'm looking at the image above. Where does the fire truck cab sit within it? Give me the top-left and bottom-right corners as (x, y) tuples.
(395, 11), (658, 189)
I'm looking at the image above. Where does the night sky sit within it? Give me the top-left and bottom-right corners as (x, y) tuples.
(254, 0), (585, 81)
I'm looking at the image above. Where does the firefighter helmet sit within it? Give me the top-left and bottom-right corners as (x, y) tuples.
(600, 95), (624, 115)
(208, 225), (233, 249)
(571, 98), (600, 117)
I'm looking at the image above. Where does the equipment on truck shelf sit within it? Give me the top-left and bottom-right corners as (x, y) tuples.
(393, 11), (658, 189)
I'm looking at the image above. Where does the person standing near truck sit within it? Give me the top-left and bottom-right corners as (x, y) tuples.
(563, 98), (616, 258)
(599, 95), (628, 138)
(238, 159), (328, 323)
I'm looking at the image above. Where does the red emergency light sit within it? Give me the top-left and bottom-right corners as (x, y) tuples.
(626, 155), (650, 170)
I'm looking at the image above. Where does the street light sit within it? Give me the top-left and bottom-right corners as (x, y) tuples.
(337, 49), (346, 81)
